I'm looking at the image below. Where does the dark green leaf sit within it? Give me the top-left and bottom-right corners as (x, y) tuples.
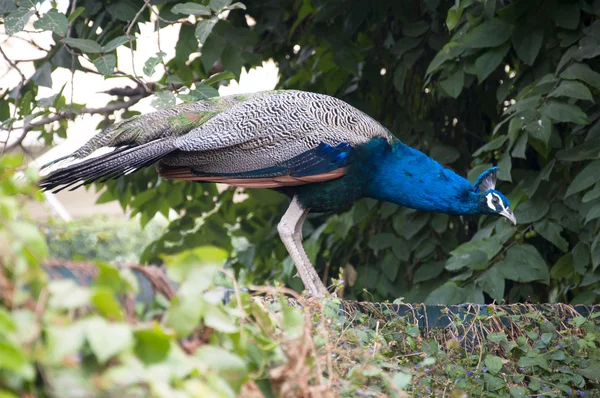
(446, 250), (488, 271)
(549, 80), (594, 102)
(473, 135), (507, 156)
(498, 244), (549, 284)
(439, 68), (464, 98)
(62, 38), (103, 53)
(541, 100), (589, 125)
(485, 355), (503, 375)
(221, 45), (243, 79)
(512, 25), (543, 65)
(201, 71), (235, 86)
(402, 21), (429, 37)
(525, 116), (552, 146)
(195, 18), (218, 45)
(583, 183), (600, 202)
(474, 43), (510, 82)
(34, 8), (68, 36)
(534, 219), (568, 252)
(5, 9), (34, 35)
(67, 6), (85, 23)
(425, 282), (464, 305)
(514, 198), (550, 224)
(561, 62), (600, 91)
(565, 160), (600, 197)
(209, 0), (232, 12)
(102, 36), (130, 52)
(413, 261), (445, 283)
(551, 253), (573, 279)
(171, 2), (211, 16)
(143, 52), (166, 77)
(478, 267), (505, 302)
(93, 54), (116, 75)
(551, 2), (580, 29)
(462, 18), (514, 48)
(557, 137), (600, 161)
(585, 203), (600, 224)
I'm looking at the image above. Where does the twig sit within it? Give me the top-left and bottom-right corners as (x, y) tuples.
(0, 45), (27, 156)
(3, 95), (145, 152)
(125, 0), (152, 87)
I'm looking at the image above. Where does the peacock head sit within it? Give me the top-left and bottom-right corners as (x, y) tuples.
(473, 167), (516, 225)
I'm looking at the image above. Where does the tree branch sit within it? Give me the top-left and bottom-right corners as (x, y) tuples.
(3, 95), (146, 152)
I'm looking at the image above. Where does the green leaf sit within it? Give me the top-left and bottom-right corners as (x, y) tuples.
(5, 9), (34, 35)
(134, 324), (172, 364)
(62, 38), (103, 53)
(583, 183), (600, 203)
(151, 90), (176, 110)
(446, 250), (488, 271)
(413, 261), (445, 283)
(46, 323), (86, 363)
(85, 317), (133, 364)
(164, 246), (226, 284)
(561, 62), (600, 91)
(473, 135), (507, 157)
(541, 100), (589, 125)
(524, 116), (552, 146)
(557, 137), (600, 161)
(551, 253), (573, 279)
(190, 84), (219, 99)
(203, 305), (237, 333)
(195, 18), (218, 45)
(549, 80), (594, 102)
(221, 45), (243, 79)
(201, 71), (235, 86)
(143, 51), (166, 77)
(551, 2), (580, 29)
(514, 198), (550, 224)
(164, 295), (205, 337)
(565, 160), (600, 197)
(281, 298), (304, 339)
(67, 6), (85, 23)
(510, 386), (526, 398)
(195, 346), (248, 389)
(425, 282), (464, 305)
(485, 355), (503, 375)
(392, 372), (412, 390)
(171, 2), (211, 16)
(446, 4), (463, 32)
(402, 20), (429, 37)
(102, 36), (130, 52)
(209, 0), (232, 12)
(585, 203), (600, 224)
(478, 267), (505, 302)
(483, 373), (504, 391)
(512, 25), (543, 65)
(33, 8), (68, 36)
(93, 54), (116, 75)
(90, 287), (124, 320)
(439, 68), (464, 98)
(462, 18), (514, 48)
(368, 233), (397, 250)
(498, 244), (549, 284)
(474, 43), (510, 82)
(533, 220), (568, 252)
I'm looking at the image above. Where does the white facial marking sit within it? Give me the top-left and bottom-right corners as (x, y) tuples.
(486, 193), (495, 211)
(493, 193), (506, 212)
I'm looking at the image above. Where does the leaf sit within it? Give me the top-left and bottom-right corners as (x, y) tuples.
(462, 18), (514, 48)
(585, 203), (600, 224)
(446, 4), (463, 32)
(478, 267), (505, 302)
(46, 324), (86, 363)
(67, 6), (85, 23)
(85, 317), (133, 364)
(498, 244), (549, 284)
(475, 43), (510, 82)
(5, 9), (34, 35)
(541, 100), (589, 125)
(402, 20), (429, 37)
(195, 346), (248, 389)
(93, 54), (116, 75)
(151, 90), (176, 110)
(61, 38), (103, 53)
(201, 71), (235, 86)
(525, 116), (552, 146)
(583, 183), (600, 203)
(190, 84), (219, 99)
(551, 2), (580, 29)
(102, 36), (130, 52)
(549, 80), (594, 102)
(33, 8), (68, 36)
(446, 250), (488, 271)
(171, 2), (211, 16)
(483, 373), (505, 391)
(281, 298), (304, 339)
(195, 18), (218, 45)
(90, 287), (124, 320)
(565, 160), (600, 197)
(221, 45), (243, 80)
(561, 62), (600, 91)
(413, 261), (445, 283)
(534, 220), (568, 252)
(510, 387), (527, 398)
(430, 145), (460, 164)
(514, 198), (549, 224)
(143, 51), (166, 77)
(368, 233), (397, 250)
(165, 246), (227, 284)
(133, 324), (172, 364)
(511, 25), (543, 65)
(485, 355), (503, 375)
(209, 0), (232, 12)
(204, 305), (237, 333)
(473, 135), (507, 157)
(557, 137), (600, 161)
(439, 68), (464, 98)
(392, 372), (412, 390)
(425, 283), (464, 305)
(551, 253), (573, 279)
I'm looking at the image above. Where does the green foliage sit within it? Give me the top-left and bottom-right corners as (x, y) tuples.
(3, 0), (600, 306)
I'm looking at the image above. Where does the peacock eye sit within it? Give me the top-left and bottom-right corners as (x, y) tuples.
(492, 197), (499, 204)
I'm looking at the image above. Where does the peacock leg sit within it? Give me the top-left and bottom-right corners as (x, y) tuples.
(278, 196), (328, 297)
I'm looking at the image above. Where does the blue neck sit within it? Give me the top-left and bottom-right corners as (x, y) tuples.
(363, 138), (480, 215)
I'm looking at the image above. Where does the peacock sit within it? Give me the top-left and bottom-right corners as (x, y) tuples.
(40, 90), (516, 297)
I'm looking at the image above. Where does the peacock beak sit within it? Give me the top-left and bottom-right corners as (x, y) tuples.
(500, 208), (517, 225)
